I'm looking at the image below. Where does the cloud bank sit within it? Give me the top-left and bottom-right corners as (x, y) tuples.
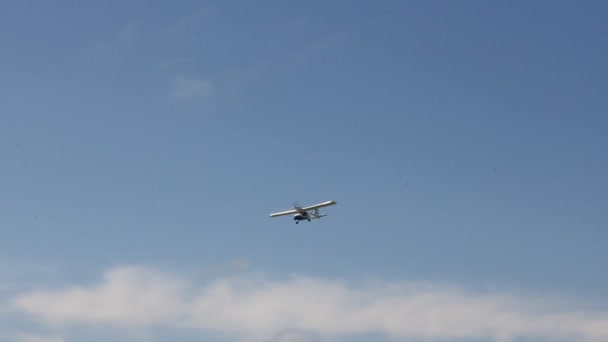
(12, 266), (608, 341)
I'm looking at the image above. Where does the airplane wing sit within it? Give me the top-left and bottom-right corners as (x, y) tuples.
(269, 209), (298, 217)
(301, 200), (337, 211)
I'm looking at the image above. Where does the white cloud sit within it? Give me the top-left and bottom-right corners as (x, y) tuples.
(172, 77), (212, 99)
(11, 333), (64, 342)
(14, 266), (186, 326)
(12, 266), (608, 341)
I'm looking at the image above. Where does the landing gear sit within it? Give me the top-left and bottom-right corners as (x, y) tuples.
(296, 221), (299, 224)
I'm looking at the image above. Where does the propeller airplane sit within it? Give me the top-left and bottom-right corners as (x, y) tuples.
(269, 200), (337, 224)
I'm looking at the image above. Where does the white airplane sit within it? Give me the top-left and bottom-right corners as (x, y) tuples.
(269, 200), (337, 224)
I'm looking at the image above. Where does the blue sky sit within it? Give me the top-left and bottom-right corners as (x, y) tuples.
(1, 1), (608, 341)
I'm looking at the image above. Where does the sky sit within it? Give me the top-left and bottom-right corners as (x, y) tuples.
(1, 0), (608, 341)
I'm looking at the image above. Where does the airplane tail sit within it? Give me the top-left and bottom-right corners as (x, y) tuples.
(312, 209), (327, 219)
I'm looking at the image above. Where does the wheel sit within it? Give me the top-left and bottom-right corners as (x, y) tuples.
(296, 221), (299, 224)
(308, 219), (311, 222)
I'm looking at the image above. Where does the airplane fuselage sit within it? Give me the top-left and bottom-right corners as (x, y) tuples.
(293, 211), (310, 223)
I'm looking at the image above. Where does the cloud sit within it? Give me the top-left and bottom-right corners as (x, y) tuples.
(172, 77), (212, 99)
(267, 331), (320, 342)
(184, 276), (608, 341)
(12, 266), (608, 341)
(11, 333), (64, 342)
(13, 266), (186, 326)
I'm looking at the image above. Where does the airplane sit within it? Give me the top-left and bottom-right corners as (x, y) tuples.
(269, 200), (337, 224)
